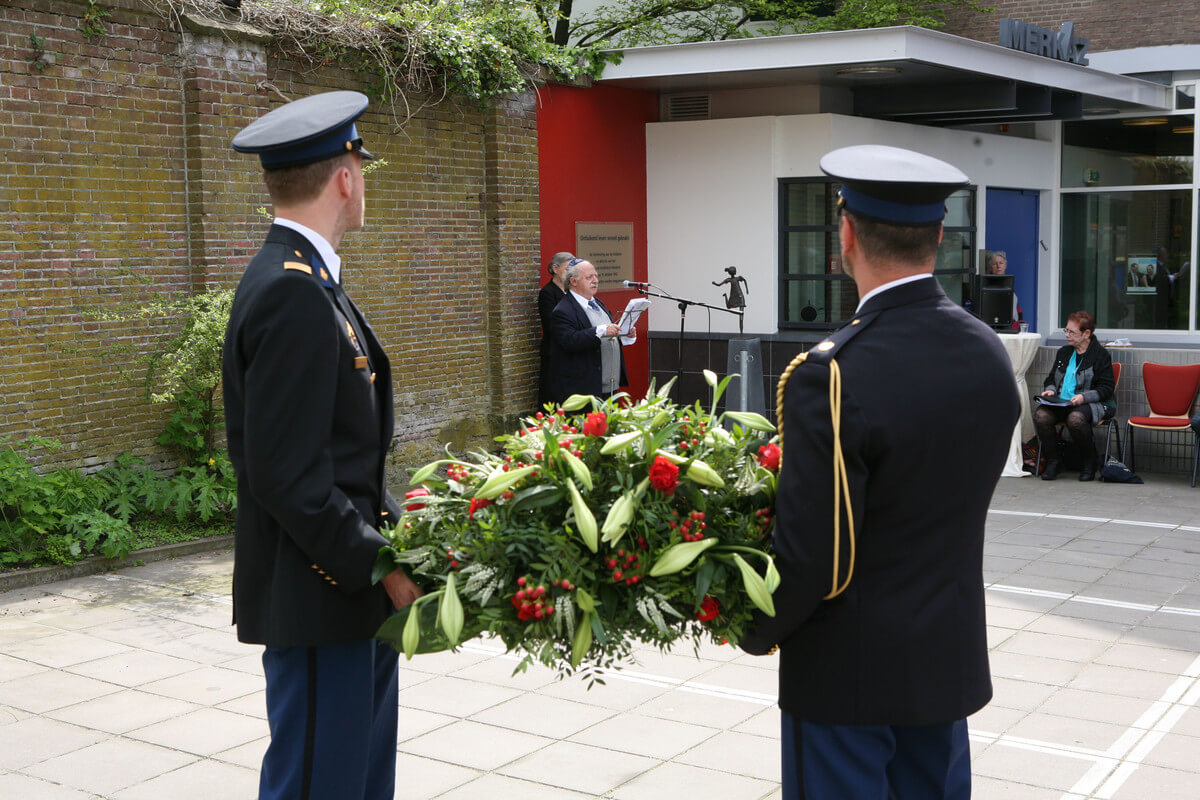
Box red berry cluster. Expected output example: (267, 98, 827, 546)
(445, 549, 464, 569)
(754, 508, 773, 534)
(510, 575, 557, 622)
(677, 416, 707, 451)
(606, 549, 644, 585)
(446, 464, 471, 483)
(670, 510, 707, 541)
(468, 497, 491, 518)
(500, 456, 539, 481)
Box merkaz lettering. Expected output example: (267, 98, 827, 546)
(998, 19, 1089, 66)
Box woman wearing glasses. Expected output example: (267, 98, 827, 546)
(1033, 310, 1116, 481)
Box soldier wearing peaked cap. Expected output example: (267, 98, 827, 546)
(741, 145, 1019, 799)
(223, 90, 422, 800)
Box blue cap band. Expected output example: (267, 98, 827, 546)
(258, 121, 362, 169)
(839, 186, 946, 225)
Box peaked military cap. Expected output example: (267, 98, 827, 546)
(232, 90, 375, 170)
(820, 145, 969, 226)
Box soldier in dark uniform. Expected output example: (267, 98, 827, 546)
(741, 145, 1019, 799)
(223, 91, 422, 800)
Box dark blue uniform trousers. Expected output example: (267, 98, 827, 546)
(260, 640, 399, 800)
(781, 711, 971, 799)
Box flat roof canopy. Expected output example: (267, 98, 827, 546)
(598, 26, 1173, 124)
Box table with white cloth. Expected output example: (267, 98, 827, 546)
(997, 331, 1044, 478)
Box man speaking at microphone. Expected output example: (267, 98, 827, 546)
(546, 258, 636, 402)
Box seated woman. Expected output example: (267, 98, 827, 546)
(1034, 310, 1116, 481)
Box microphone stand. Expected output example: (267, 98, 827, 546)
(628, 284, 745, 402)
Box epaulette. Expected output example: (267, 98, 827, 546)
(803, 309, 881, 365)
(282, 250, 334, 288)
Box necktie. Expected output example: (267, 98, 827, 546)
(588, 299, 601, 312)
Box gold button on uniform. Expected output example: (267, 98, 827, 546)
(817, 341, 835, 351)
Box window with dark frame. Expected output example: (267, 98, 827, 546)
(778, 179, 977, 329)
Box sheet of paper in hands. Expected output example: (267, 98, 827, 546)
(618, 298, 651, 336)
(1035, 395, 1071, 407)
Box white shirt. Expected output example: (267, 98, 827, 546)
(273, 217, 341, 284)
(855, 273, 933, 313)
(571, 290, 610, 337)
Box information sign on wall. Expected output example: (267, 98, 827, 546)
(575, 222, 634, 289)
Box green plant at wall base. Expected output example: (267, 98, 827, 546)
(0, 441, 236, 570)
(157, 384, 217, 466)
(100, 452, 236, 524)
(0, 438, 132, 567)
(137, 288, 232, 465)
(80, 0, 112, 39)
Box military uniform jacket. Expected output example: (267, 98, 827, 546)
(545, 293, 628, 403)
(741, 277, 1019, 725)
(223, 225, 401, 647)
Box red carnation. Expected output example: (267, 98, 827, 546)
(404, 487, 430, 511)
(582, 412, 608, 437)
(696, 596, 720, 622)
(468, 497, 492, 519)
(757, 443, 781, 472)
(648, 455, 679, 495)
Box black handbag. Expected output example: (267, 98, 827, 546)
(1099, 458, 1143, 484)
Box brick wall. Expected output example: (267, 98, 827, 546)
(0, 0, 542, 475)
(942, 0, 1200, 52)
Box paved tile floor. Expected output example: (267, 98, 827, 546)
(2, 473, 1200, 799)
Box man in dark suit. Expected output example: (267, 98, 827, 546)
(537, 251, 573, 406)
(546, 258, 633, 403)
(741, 145, 1019, 799)
(224, 91, 422, 800)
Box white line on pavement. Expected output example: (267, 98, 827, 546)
(970, 729, 1112, 761)
(1062, 653, 1200, 800)
(987, 582, 1200, 617)
(990, 508, 1188, 530)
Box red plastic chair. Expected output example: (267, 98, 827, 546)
(1035, 363, 1122, 472)
(1124, 363, 1200, 485)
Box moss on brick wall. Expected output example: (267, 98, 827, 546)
(1, 0, 541, 476)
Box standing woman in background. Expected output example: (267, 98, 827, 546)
(538, 252, 573, 406)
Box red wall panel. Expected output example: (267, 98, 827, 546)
(537, 83, 658, 400)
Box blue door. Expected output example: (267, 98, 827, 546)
(986, 189, 1040, 332)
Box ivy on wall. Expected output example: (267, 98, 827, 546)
(155, 0, 594, 110)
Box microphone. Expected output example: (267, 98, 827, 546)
(623, 280, 649, 289)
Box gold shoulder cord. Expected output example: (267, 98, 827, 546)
(776, 352, 856, 600)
